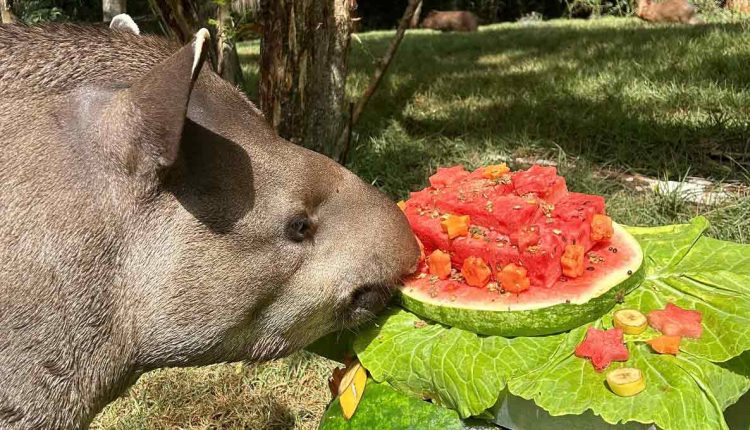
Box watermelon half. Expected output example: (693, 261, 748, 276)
(399, 164, 644, 337)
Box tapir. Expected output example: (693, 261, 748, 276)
(0, 17, 419, 429)
(421, 11, 479, 32)
(635, 0, 703, 24)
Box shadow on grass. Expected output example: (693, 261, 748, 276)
(237, 18, 750, 195)
(351, 20, 749, 183)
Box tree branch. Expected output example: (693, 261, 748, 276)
(337, 0, 421, 163)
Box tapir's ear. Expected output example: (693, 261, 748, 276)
(110, 14, 140, 35)
(127, 28, 210, 167)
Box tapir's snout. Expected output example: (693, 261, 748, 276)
(329, 176, 421, 327)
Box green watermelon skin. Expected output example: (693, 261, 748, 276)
(400, 264, 642, 337)
(400, 222, 644, 337)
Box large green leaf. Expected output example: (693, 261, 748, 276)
(489, 390, 653, 430)
(354, 308, 563, 418)
(318, 379, 495, 430)
(724, 351, 750, 430)
(508, 328, 750, 430)
(352, 218, 750, 429)
(626, 217, 750, 361)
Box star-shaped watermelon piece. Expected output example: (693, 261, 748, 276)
(575, 327, 629, 371)
(648, 303, 702, 338)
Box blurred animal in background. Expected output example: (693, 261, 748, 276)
(725, 0, 750, 13)
(421, 10, 479, 32)
(635, 0, 703, 23)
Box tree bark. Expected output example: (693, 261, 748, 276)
(1, 0, 17, 24)
(259, 0, 352, 159)
(216, 1, 244, 85)
(148, 0, 244, 86)
(147, 0, 202, 42)
(103, 0, 127, 22)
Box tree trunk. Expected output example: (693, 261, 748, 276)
(259, 0, 352, 159)
(103, 0, 127, 22)
(1, 0, 17, 24)
(216, 1, 244, 85)
(148, 0, 202, 42)
(148, 0, 244, 86)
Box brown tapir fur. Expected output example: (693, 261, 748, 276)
(421, 10, 479, 32)
(726, 0, 750, 13)
(636, 0, 703, 24)
(0, 22, 419, 429)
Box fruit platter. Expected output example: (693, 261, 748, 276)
(312, 163, 750, 430)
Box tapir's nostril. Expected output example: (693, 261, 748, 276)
(348, 282, 394, 317)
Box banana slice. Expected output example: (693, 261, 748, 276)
(338, 361, 367, 420)
(613, 309, 648, 335)
(607, 367, 646, 397)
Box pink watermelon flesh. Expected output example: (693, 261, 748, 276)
(511, 165, 568, 202)
(429, 166, 470, 188)
(518, 232, 564, 288)
(403, 204, 451, 252)
(449, 227, 519, 273)
(648, 303, 703, 338)
(403, 225, 639, 307)
(403, 164, 611, 290)
(575, 327, 629, 371)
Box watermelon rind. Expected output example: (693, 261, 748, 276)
(399, 222, 644, 337)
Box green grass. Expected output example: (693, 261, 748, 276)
(92, 352, 336, 430)
(346, 18, 750, 184)
(95, 17, 750, 429)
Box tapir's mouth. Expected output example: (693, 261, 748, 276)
(343, 282, 395, 328)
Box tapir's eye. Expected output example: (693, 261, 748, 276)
(286, 215, 314, 242)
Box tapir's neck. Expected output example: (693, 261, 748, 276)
(0, 283, 142, 430)
(0, 320, 141, 430)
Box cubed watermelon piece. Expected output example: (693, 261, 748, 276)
(451, 228, 519, 275)
(553, 192, 606, 222)
(487, 195, 543, 235)
(512, 165, 568, 203)
(429, 166, 470, 188)
(433, 190, 496, 230)
(540, 218, 595, 255)
(403, 204, 451, 254)
(431, 177, 513, 228)
(407, 188, 436, 208)
(518, 232, 565, 288)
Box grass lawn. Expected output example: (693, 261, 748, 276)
(93, 16, 750, 429)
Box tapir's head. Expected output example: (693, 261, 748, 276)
(81, 28, 419, 366)
(635, 0, 652, 17)
(421, 10, 439, 28)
